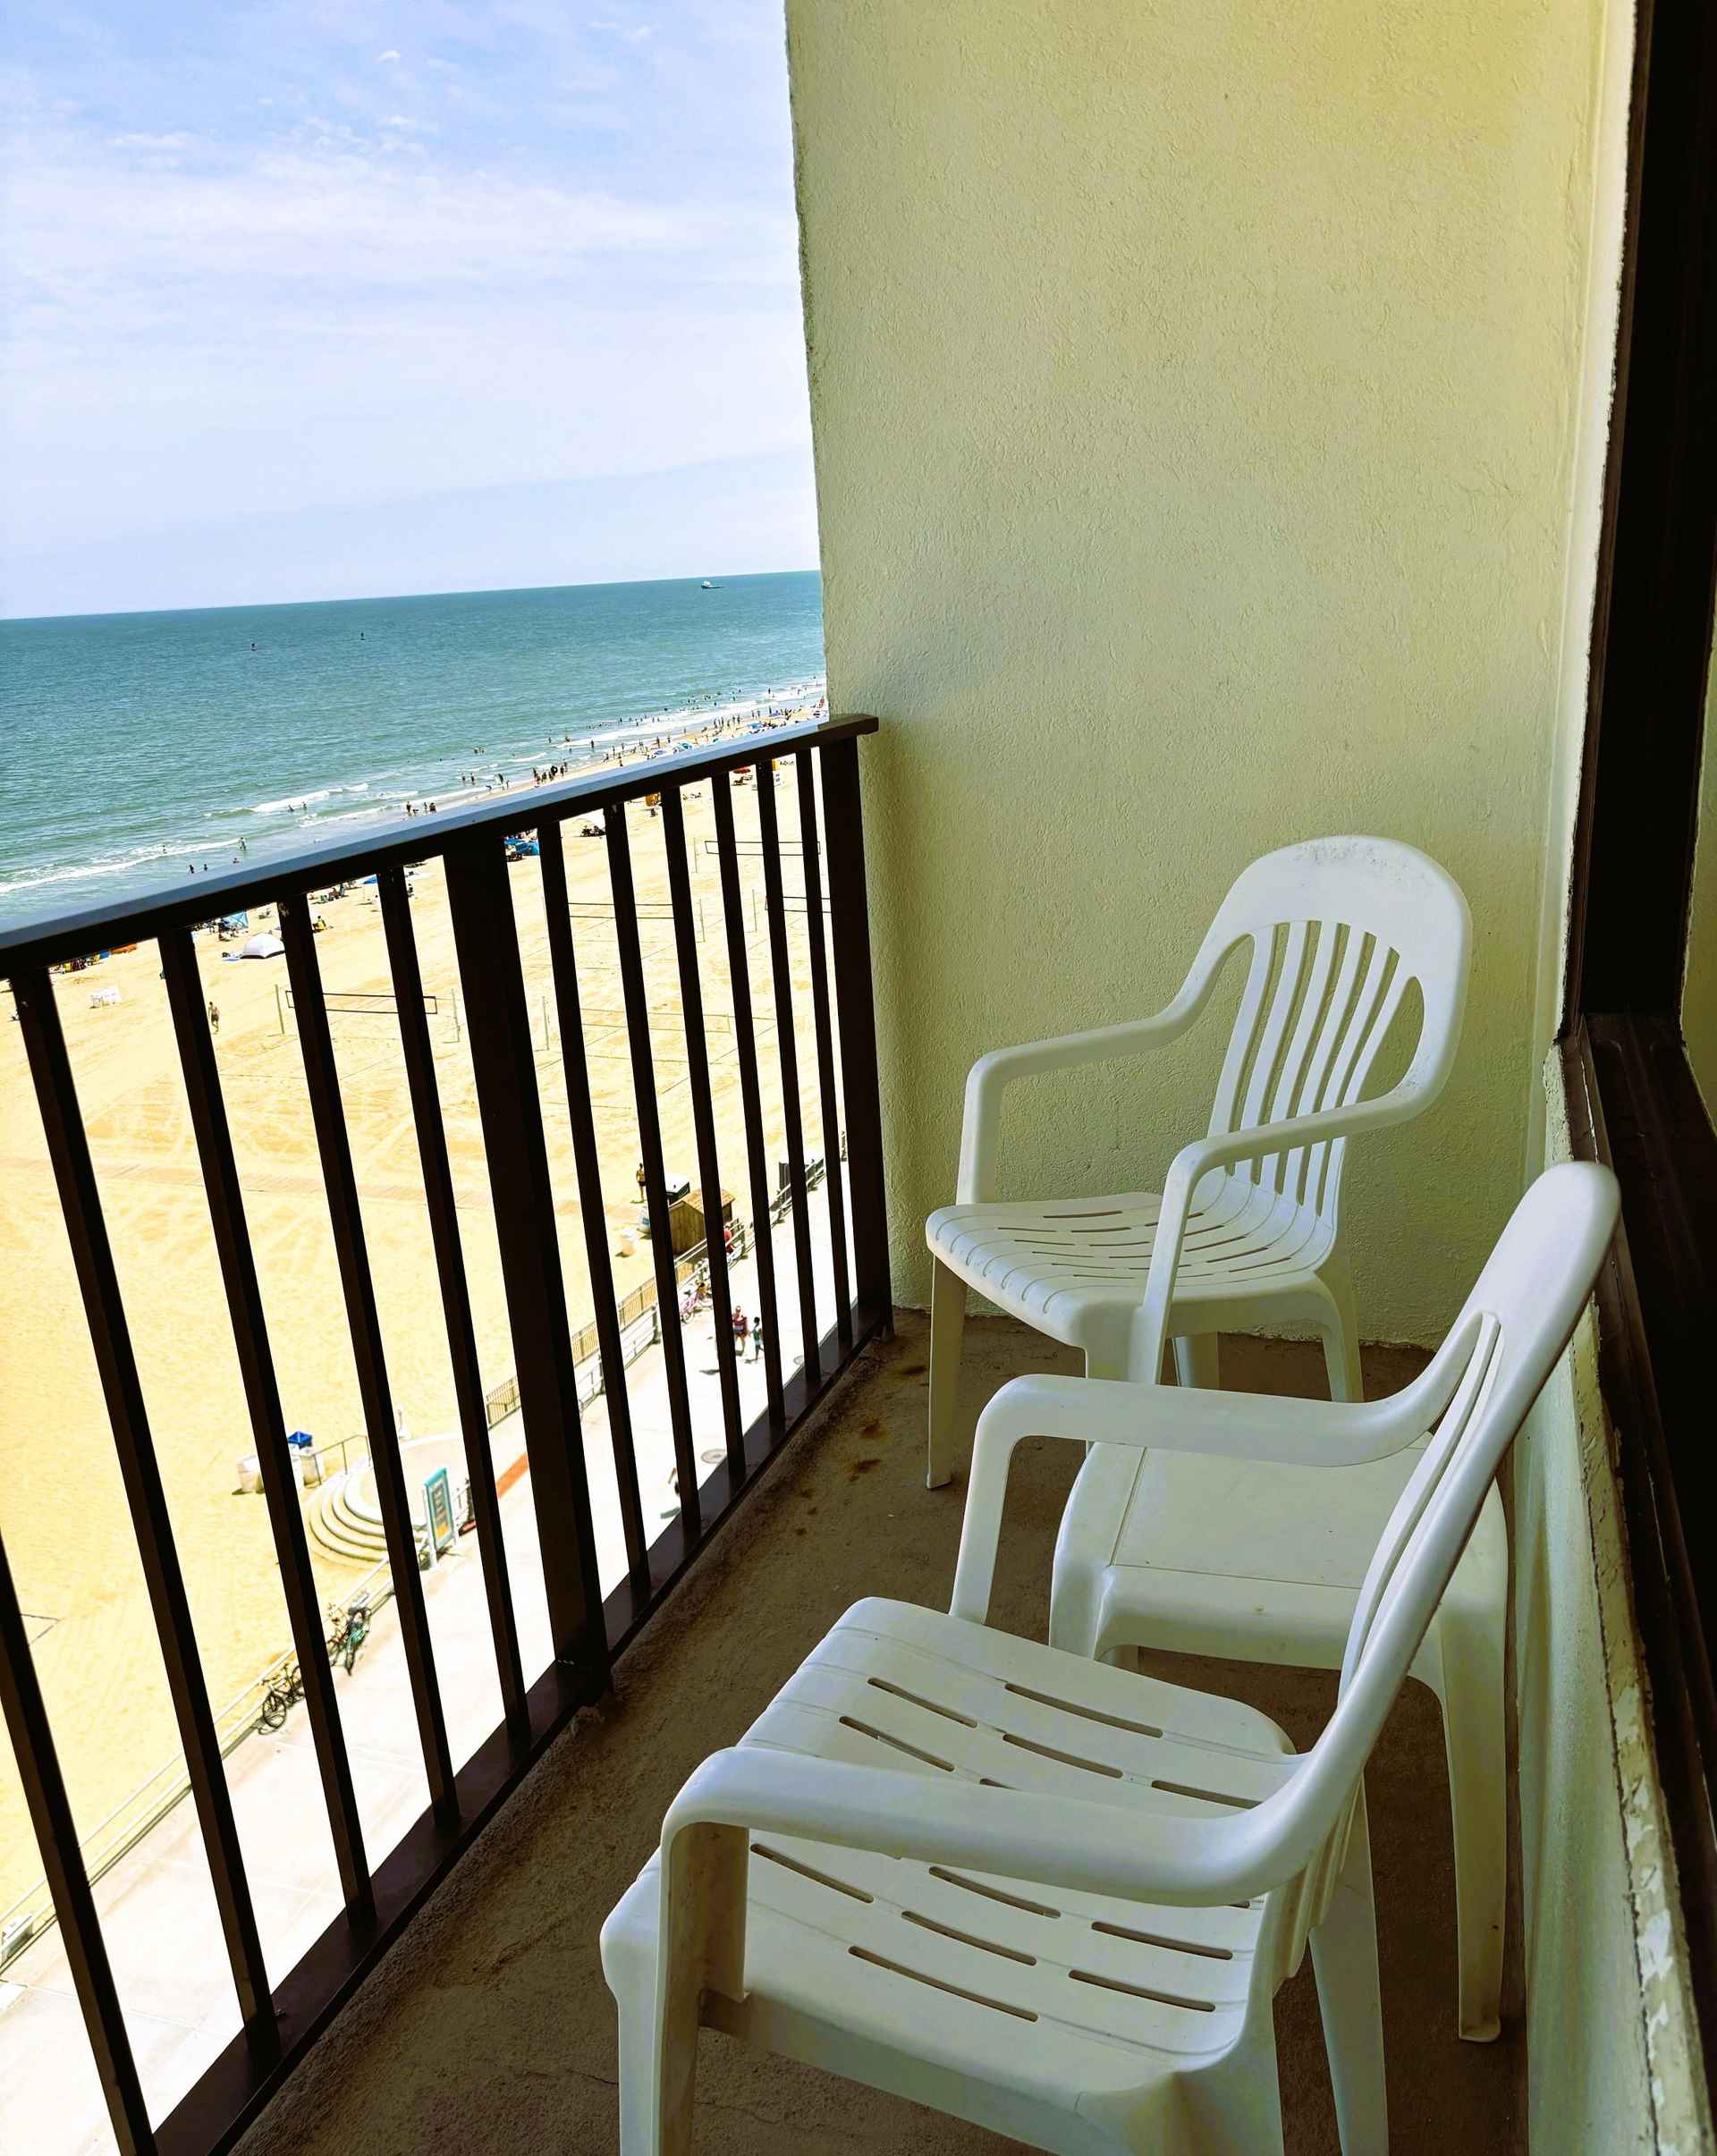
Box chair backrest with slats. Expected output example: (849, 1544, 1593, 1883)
(1197, 838, 1470, 1227)
(1244, 1164, 1617, 1970)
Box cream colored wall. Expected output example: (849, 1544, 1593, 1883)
(789, 0, 1617, 1338)
(1514, 1068, 1712, 2154)
(1529, 0, 1637, 1169)
(1681, 631, 1717, 1116)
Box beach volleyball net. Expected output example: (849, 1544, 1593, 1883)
(275, 985, 459, 1039)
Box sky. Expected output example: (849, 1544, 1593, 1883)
(0, 2, 820, 617)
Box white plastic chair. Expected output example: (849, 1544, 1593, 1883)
(603, 1164, 1617, 2155)
(926, 837, 1472, 1486)
(1049, 1399, 1509, 2038)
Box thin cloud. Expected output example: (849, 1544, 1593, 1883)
(0, 0, 812, 612)
(6, 123, 753, 298)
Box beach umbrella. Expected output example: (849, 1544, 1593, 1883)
(238, 932, 284, 959)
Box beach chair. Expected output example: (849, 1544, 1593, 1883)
(926, 837, 1472, 1489)
(602, 1166, 1615, 2155)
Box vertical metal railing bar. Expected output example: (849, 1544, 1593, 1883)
(158, 927, 374, 1921)
(598, 1305, 884, 1665)
(603, 800, 702, 1541)
(0, 1527, 155, 2153)
(277, 898, 457, 1827)
(376, 868, 529, 1749)
(660, 787, 747, 1481)
(536, 824, 652, 1599)
(711, 773, 786, 1431)
(12, 968, 277, 2054)
(442, 838, 609, 1689)
(754, 758, 822, 1382)
(794, 751, 854, 1352)
(820, 736, 893, 1323)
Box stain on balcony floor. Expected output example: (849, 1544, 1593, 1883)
(238, 1314, 1521, 2156)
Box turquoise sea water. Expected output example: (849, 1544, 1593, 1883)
(0, 571, 825, 927)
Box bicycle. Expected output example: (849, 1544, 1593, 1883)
(255, 1592, 374, 1732)
(329, 1593, 372, 1676)
(257, 1663, 306, 1733)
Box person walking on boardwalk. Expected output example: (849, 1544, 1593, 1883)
(732, 1306, 749, 1358)
(749, 1311, 765, 1364)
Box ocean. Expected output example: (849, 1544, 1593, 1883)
(0, 571, 825, 927)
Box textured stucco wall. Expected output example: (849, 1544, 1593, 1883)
(1529, 0, 1637, 1167)
(1513, 1065, 1713, 2154)
(789, 0, 1616, 1338)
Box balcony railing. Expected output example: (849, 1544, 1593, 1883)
(0, 714, 888, 2156)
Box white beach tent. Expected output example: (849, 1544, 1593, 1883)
(238, 932, 285, 960)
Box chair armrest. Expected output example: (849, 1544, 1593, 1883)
(661, 1743, 1264, 1913)
(1128, 1079, 1434, 1378)
(948, 1332, 1481, 1626)
(955, 970, 1220, 1204)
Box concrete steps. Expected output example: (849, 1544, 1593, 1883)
(307, 1472, 390, 1565)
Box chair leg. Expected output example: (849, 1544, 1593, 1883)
(606, 1922, 664, 2155)
(927, 1256, 968, 1489)
(653, 1823, 749, 2152)
(1311, 1786, 1387, 2156)
(1318, 1259, 1365, 1403)
(1171, 1332, 1220, 1389)
(1436, 1611, 1507, 2041)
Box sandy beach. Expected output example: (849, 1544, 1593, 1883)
(0, 732, 842, 1909)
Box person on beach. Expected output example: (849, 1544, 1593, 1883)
(635, 1161, 647, 1205)
(750, 1312, 765, 1363)
(207, 1000, 220, 1036)
(732, 1306, 749, 1357)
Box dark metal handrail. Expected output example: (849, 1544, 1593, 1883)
(0, 713, 876, 972)
(0, 714, 887, 2156)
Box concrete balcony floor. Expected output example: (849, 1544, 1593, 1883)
(239, 1315, 1522, 2156)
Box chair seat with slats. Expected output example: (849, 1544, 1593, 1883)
(928, 1177, 1334, 1357)
(604, 1599, 1299, 2145)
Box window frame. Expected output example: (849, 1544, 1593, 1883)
(1561, 0, 1717, 2100)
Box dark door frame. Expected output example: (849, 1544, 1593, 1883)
(1561, 0, 1717, 2101)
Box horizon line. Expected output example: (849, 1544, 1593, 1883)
(0, 560, 824, 630)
